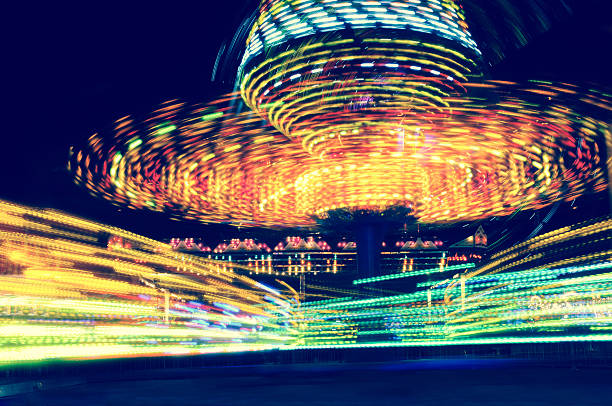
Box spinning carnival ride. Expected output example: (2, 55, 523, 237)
(6, 0, 608, 362)
(70, 0, 612, 227)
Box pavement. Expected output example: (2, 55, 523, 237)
(2, 359, 612, 405)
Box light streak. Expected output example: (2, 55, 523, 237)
(0, 200, 293, 364)
(291, 218, 612, 346)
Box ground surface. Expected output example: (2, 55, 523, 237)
(3, 359, 612, 405)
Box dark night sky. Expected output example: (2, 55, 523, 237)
(2, 1, 612, 243)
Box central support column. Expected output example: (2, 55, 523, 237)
(355, 222, 385, 279)
(315, 206, 414, 281)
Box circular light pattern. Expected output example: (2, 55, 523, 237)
(240, 36, 481, 154)
(239, 1, 484, 152)
(70, 81, 611, 228)
(240, 0, 481, 72)
(70, 0, 612, 228)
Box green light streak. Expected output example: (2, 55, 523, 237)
(202, 112, 224, 121)
(353, 263, 475, 285)
(128, 139, 143, 150)
(156, 124, 176, 135)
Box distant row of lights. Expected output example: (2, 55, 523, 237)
(172, 237, 449, 252)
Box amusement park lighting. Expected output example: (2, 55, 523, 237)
(69, 0, 611, 227)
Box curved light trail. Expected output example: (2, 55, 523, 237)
(70, 83, 610, 227)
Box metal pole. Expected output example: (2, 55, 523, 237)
(299, 273, 305, 303)
(164, 290, 170, 324)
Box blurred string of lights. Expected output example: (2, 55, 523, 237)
(353, 262, 475, 284)
(240, 0, 481, 73)
(1, 199, 612, 360)
(286, 217, 612, 347)
(0, 200, 295, 364)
